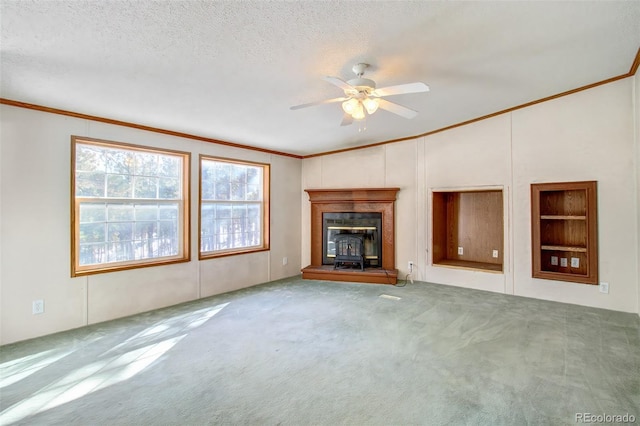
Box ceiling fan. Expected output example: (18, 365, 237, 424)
(290, 63, 429, 126)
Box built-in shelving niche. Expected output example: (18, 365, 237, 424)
(531, 181, 598, 285)
(432, 189, 504, 273)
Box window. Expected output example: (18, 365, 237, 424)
(71, 136, 190, 276)
(199, 156, 270, 258)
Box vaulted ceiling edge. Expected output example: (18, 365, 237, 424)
(2, 47, 639, 160)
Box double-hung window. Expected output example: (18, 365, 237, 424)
(72, 136, 190, 276)
(199, 156, 270, 258)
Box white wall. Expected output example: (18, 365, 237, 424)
(301, 77, 639, 314)
(424, 114, 512, 295)
(0, 105, 302, 344)
(635, 70, 640, 317)
(511, 79, 636, 312)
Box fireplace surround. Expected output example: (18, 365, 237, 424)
(302, 188, 399, 284)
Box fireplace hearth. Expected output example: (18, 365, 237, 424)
(302, 188, 399, 284)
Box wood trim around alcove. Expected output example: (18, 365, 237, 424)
(302, 188, 400, 284)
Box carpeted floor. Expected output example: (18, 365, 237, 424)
(1, 276, 639, 425)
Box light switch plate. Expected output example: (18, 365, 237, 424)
(570, 257, 579, 268)
(551, 256, 558, 266)
(560, 258, 568, 267)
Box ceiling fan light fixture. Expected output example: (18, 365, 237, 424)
(351, 102, 365, 120)
(342, 98, 360, 115)
(341, 98, 360, 115)
(362, 97, 379, 114)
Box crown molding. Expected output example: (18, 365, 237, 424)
(0, 99, 303, 160)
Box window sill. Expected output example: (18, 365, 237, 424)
(199, 247, 270, 260)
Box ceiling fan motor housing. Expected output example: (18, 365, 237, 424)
(346, 78, 376, 98)
(347, 63, 375, 96)
(347, 77, 376, 89)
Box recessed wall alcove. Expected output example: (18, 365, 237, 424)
(302, 188, 399, 284)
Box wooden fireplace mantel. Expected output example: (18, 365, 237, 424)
(302, 188, 399, 284)
(305, 188, 401, 203)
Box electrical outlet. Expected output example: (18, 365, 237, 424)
(408, 261, 414, 272)
(599, 282, 609, 294)
(560, 258, 568, 267)
(282, 257, 288, 266)
(32, 299, 44, 315)
(458, 247, 463, 255)
(571, 257, 579, 268)
(492, 250, 498, 258)
(550, 256, 558, 266)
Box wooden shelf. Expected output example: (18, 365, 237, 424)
(540, 215, 586, 220)
(531, 181, 598, 285)
(541, 245, 587, 252)
(433, 259, 503, 273)
(432, 189, 503, 273)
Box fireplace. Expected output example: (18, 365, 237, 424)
(302, 188, 399, 284)
(323, 212, 382, 267)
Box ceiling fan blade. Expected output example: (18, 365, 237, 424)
(340, 113, 353, 126)
(324, 76, 355, 91)
(290, 97, 347, 110)
(378, 98, 418, 119)
(373, 82, 429, 97)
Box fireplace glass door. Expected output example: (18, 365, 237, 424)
(322, 212, 382, 267)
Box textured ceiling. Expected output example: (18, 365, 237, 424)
(1, 1, 639, 156)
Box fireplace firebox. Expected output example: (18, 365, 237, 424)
(323, 212, 382, 267)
